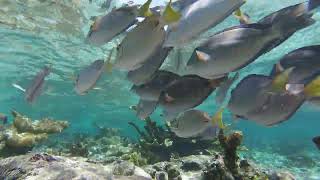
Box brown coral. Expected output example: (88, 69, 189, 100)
(12, 111, 69, 134)
(218, 130, 243, 176)
(4, 128, 48, 148)
(0, 111, 69, 157)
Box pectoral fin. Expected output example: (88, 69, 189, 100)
(164, 93, 175, 103)
(196, 50, 211, 63)
(271, 67, 294, 92)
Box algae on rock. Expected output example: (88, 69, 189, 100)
(0, 111, 69, 157)
(12, 111, 69, 134)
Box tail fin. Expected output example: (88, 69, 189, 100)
(308, 0, 320, 11)
(304, 76, 320, 98)
(263, 3, 316, 37)
(273, 14, 315, 37)
(211, 108, 225, 129)
(105, 48, 115, 73)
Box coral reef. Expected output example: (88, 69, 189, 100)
(24, 121, 296, 180)
(0, 152, 294, 180)
(128, 117, 220, 164)
(21, 117, 298, 180)
(218, 129, 243, 176)
(0, 111, 69, 157)
(39, 127, 134, 164)
(0, 153, 151, 180)
(144, 154, 292, 180)
(12, 111, 68, 134)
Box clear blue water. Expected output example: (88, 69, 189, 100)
(0, 0, 319, 178)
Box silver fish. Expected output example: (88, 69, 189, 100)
(245, 92, 305, 126)
(159, 75, 226, 120)
(86, 5, 139, 46)
(74, 60, 105, 95)
(170, 109, 212, 138)
(131, 70, 180, 101)
(115, 15, 166, 71)
(228, 75, 272, 119)
(270, 46, 320, 86)
(127, 47, 173, 86)
(186, 1, 317, 79)
(228, 74, 305, 126)
(258, 0, 319, 25)
(25, 66, 51, 103)
(135, 99, 158, 120)
(270, 45, 320, 104)
(164, 0, 245, 47)
(215, 73, 239, 105)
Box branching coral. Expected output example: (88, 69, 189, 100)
(128, 117, 219, 164)
(0, 111, 69, 157)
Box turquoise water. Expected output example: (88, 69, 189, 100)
(0, 0, 319, 178)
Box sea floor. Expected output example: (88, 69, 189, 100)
(242, 148, 320, 179)
(0, 111, 318, 179)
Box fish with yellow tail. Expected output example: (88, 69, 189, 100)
(228, 74, 305, 126)
(114, 0, 181, 71)
(159, 75, 227, 121)
(169, 109, 221, 139)
(186, 0, 319, 79)
(74, 49, 114, 95)
(86, 5, 139, 46)
(269, 45, 320, 105)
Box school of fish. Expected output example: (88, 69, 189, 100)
(10, 0, 320, 145)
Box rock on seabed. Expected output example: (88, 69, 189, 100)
(0, 153, 151, 180)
